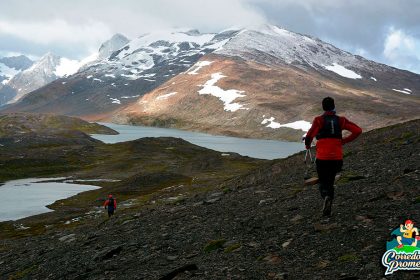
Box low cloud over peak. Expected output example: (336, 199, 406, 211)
(0, 0, 419, 73)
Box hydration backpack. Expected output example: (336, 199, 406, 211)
(108, 198, 115, 209)
(316, 115, 342, 139)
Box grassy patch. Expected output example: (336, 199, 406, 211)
(338, 253, 360, 263)
(224, 243, 241, 253)
(337, 172, 366, 184)
(289, 185, 305, 196)
(8, 265, 37, 280)
(343, 150, 353, 158)
(204, 239, 226, 252)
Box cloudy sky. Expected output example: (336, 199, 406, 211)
(1, 0, 420, 73)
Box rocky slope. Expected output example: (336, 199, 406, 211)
(2, 25, 419, 141)
(0, 118, 418, 279)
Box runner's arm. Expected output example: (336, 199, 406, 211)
(341, 118, 362, 144)
(304, 117, 320, 149)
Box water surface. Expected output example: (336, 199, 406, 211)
(91, 123, 304, 160)
(0, 178, 100, 222)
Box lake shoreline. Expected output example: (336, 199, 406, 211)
(91, 122, 304, 160)
(0, 178, 101, 222)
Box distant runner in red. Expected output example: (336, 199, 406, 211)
(104, 194, 117, 217)
(305, 97, 362, 216)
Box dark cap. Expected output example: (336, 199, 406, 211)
(322, 97, 335, 111)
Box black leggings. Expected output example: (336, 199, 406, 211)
(316, 159, 343, 199)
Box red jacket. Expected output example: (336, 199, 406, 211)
(305, 112, 362, 160)
(104, 197, 117, 209)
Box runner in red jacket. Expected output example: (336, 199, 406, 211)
(305, 97, 362, 216)
(104, 194, 117, 218)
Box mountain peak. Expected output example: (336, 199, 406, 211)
(0, 55, 33, 71)
(98, 33, 130, 59)
(28, 52, 61, 71)
(111, 33, 129, 40)
(183, 29, 201, 36)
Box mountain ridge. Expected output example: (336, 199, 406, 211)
(1, 25, 419, 141)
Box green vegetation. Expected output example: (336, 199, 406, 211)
(343, 150, 353, 158)
(0, 113, 117, 137)
(204, 239, 227, 252)
(8, 265, 37, 280)
(337, 172, 366, 185)
(224, 243, 242, 253)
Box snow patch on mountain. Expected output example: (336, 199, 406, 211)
(110, 97, 121, 104)
(198, 73, 247, 112)
(262, 117, 311, 131)
(215, 24, 374, 76)
(119, 74, 136, 80)
(392, 88, 412, 95)
(370, 77, 377, 81)
(157, 92, 177, 100)
(261, 117, 281, 129)
(121, 95, 141, 99)
(0, 63, 20, 84)
(324, 63, 362, 79)
(116, 30, 215, 59)
(203, 38, 231, 51)
(54, 58, 81, 77)
(187, 61, 213, 75)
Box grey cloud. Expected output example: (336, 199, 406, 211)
(1, 0, 419, 73)
(0, 34, 91, 59)
(245, 0, 420, 72)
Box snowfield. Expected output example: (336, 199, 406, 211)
(198, 73, 247, 112)
(110, 97, 121, 104)
(54, 58, 81, 77)
(392, 88, 412, 95)
(262, 117, 311, 132)
(187, 61, 213, 75)
(0, 62, 20, 84)
(157, 92, 177, 100)
(324, 63, 362, 79)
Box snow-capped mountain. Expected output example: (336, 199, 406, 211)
(80, 28, 230, 82)
(0, 33, 130, 105)
(0, 55, 33, 84)
(2, 25, 419, 140)
(0, 53, 65, 104)
(1, 29, 235, 115)
(98, 33, 130, 60)
(0, 55, 33, 72)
